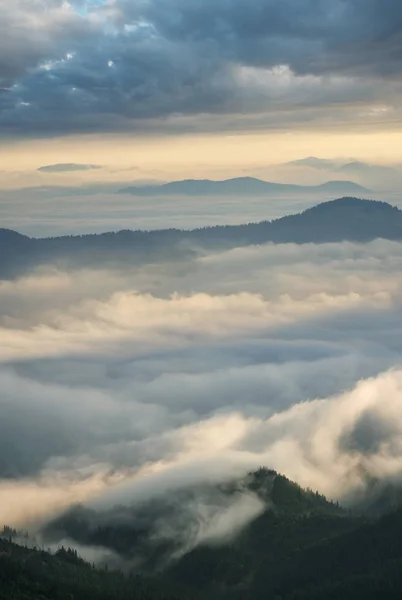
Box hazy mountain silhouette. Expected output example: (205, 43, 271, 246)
(337, 161, 401, 180)
(118, 177, 368, 196)
(283, 157, 343, 170)
(283, 157, 402, 188)
(1, 197, 401, 279)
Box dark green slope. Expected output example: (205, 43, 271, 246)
(162, 471, 360, 598)
(164, 474, 402, 600)
(253, 508, 402, 600)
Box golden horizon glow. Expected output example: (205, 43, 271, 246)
(1, 130, 402, 187)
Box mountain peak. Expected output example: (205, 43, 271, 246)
(0, 228, 30, 244)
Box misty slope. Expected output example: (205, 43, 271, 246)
(1, 197, 402, 279)
(5, 469, 402, 599)
(40, 469, 402, 600)
(43, 469, 344, 561)
(118, 177, 368, 196)
(41, 470, 356, 598)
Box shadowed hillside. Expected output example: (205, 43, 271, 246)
(0, 533, 194, 600)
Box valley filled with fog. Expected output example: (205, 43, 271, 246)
(2, 156, 402, 237)
(0, 187, 322, 236)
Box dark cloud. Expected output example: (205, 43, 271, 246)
(1, 0, 402, 136)
(0, 1, 93, 86)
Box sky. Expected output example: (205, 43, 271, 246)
(1, 0, 402, 184)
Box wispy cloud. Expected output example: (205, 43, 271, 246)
(38, 163, 101, 173)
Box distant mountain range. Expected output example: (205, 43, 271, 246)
(118, 176, 368, 196)
(336, 160, 401, 179)
(284, 156, 342, 170)
(283, 156, 402, 185)
(1, 197, 401, 279)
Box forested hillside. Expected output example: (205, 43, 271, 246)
(1, 468, 395, 600)
(3, 472, 402, 599)
(0, 534, 194, 600)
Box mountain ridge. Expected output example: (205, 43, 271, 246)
(0, 196, 395, 241)
(1, 197, 401, 279)
(118, 177, 368, 197)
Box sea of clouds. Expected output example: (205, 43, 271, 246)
(2, 237, 402, 553)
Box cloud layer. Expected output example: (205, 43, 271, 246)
(2, 237, 402, 535)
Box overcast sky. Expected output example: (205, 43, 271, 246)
(1, 0, 402, 182)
